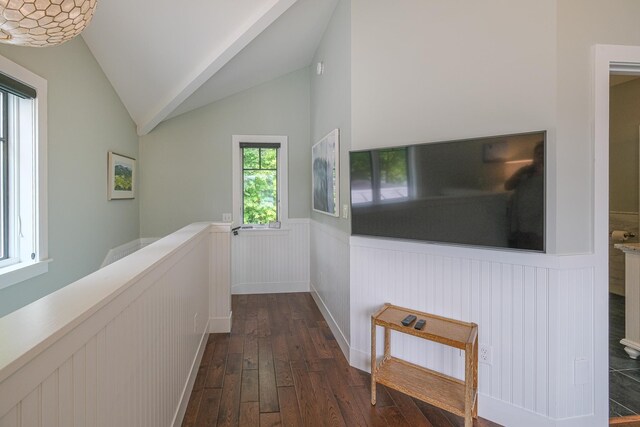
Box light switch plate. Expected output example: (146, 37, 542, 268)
(222, 213, 232, 222)
(342, 204, 349, 219)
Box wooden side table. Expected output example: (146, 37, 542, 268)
(371, 303, 478, 427)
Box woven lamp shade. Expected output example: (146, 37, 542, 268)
(0, 0, 97, 47)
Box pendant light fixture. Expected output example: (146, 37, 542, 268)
(0, 0, 97, 47)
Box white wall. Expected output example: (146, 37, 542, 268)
(350, 1, 556, 142)
(350, 0, 640, 254)
(351, 0, 557, 250)
(0, 38, 140, 317)
(139, 68, 311, 237)
(310, 0, 351, 234)
(309, 0, 352, 349)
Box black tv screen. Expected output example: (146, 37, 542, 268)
(350, 131, 545, 252)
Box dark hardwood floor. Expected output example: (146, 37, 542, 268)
(182, 293, 501, 427)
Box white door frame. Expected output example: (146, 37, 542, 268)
(594, 44, 640, 424)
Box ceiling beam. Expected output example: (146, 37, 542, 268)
(137, 0, 298, 136)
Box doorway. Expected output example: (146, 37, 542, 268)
(594, 45, 640, 426)
(608, 74, 640, 418)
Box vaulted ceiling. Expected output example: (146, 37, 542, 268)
(81, 0, 338, 135)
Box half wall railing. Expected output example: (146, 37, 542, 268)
(0, 222, 231, 427)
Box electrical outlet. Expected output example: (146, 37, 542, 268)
(479, 344, 492, 365)
(193, 313, 198, 333)
(222, 213, 232, 222)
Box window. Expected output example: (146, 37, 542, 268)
(0, 55, 48, 290)
(232, 135, 288, 226)
(241, 144, 278, 224)
(350, 148, 409, 205)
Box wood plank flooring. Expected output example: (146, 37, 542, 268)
(182, 293, 502, 427)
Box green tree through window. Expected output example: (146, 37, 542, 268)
(243, 147, 278, 224)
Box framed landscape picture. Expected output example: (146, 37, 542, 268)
(108, 152, 135, 200)
(312, 129, 339, 216)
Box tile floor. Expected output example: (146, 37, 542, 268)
(610, 293, 640, 418)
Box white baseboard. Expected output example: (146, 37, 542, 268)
(172, 321, 208, 427)
(555, 415, 600, 427)
(209, 313, 232, 333)
(349, 347, 370, 373)
(480, 394, 554, 427)
(232, 281, 309, 294)
(310, 283, 350, 359)
(482, 396, 598, 426)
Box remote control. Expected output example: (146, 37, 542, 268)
(401, 314, 417, 326)
(414, 319, 426, 330)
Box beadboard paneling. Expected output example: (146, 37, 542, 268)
(231, 219, 309, 294)
(310, 219, 350, 351)
(210, 225, 232, 332)
(349, 236, 595, 425)
(0, 223, 230, 427)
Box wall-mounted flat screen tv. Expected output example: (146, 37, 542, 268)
(350, 131, 546, 252)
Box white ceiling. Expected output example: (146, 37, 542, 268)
(82, 0, 338, 135)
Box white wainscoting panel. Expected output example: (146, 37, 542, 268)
(310, 220, 350, 355)
(349, 236, 596, 426)
(210, 224, 232, 332)
(0, 223, 228, 427)
(231, 219, 309, 294)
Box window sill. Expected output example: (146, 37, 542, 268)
(0, 259, 51, 291)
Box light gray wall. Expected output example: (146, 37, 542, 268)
(351, 1, 556, 149)
(0, 38, 139, 316)
(308, 0, 351, 344)
(610, 78, 640, 213)
(556, 0, 640, 253)
(351, 0, 557, 248)
(139, 68, 310, 237)
(310, 0, 350, 233)
(349, 0, 640, 254)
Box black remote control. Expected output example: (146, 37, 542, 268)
(401, 315, 417, 326)
(414, 319, 426, 330)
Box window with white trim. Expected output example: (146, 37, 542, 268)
(232, 135, 288, 227)
(0, 55, 48, 290)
